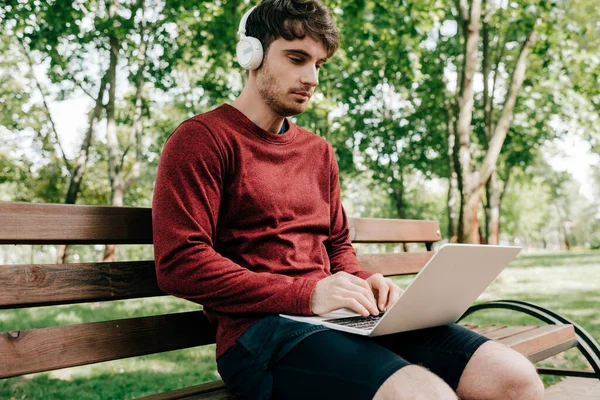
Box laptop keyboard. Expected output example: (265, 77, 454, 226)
(323, 312, 385, 330)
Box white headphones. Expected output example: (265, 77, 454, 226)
(236, 6, 264, 70)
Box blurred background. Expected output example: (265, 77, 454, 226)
(1, 0, 599, 398)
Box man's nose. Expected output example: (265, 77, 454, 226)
(300, 65, 319, 87)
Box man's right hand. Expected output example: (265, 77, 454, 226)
(309, 271, 380, 317)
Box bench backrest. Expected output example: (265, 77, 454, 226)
(0, 201, 441, 379)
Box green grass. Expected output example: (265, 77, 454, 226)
(2, 250, 600, 398)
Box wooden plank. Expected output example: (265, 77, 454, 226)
(349, 217, 442, 243)
(135, 380, 235, 400)
(469, 325, 508, 335)
(466, 325, 578, 363)
(497, 325, 576, 358)
(483, 325, 539, 340)
(0, 254, 433, 308)
(0, 261, 162, 309)
(0, 202, 442, 245)
(0, 311, 215, 378)
(528, 338, 578, 364)
(0, 202, 152, 244)
(357, 252, 433, 276)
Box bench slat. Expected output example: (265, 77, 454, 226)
(349, 217, 442, 243)
(357, 252, 433, 276)
(0, 311, 214, 378)
(483, 325, 539, 340)
(466, 325, 577, 362)
(0, 202, 153, 245)
(0, 261, 161, 309)
(470, 325, 508, 335)
(0, 202, 441, 245)
(527, 338, 579, 364)
(496, 325, 576, 357)
(135, 380, 232, 400)
(0, 253, 431, 309)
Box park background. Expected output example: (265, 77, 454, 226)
(1, 0, 599, 398)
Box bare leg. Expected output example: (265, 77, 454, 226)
(456, 341, 544, 400)
(373, 365, 458, 400)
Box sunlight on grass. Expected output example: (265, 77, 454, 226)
(55, 311, 84, 325)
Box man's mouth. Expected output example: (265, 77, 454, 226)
(293, 91, 311, 100)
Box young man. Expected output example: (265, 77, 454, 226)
(152, 1, 544, 399)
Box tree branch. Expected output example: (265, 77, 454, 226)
(455, 0, 469, 22)
(478, 19, 541, 188)
(18, 40, 72, 171)
(122, 0, 150, 190)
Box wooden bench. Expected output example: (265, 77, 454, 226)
(1, 201, 599, 399)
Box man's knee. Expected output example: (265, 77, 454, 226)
(373, 365, 457, 400)
(503, 354, 544, 400)
(457, 341, 544, 400)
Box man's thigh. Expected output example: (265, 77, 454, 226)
(271, 330, 410, 400)
(370, 323, 490, 392)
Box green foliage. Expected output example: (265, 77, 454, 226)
(0, 0, 598, 248)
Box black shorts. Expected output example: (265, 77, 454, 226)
(217, 316, 490, 400)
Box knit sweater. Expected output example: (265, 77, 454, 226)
(152, 104, 374, 360)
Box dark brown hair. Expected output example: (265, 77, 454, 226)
(246, 0, 340, 60)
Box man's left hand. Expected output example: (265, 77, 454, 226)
(365, 273, 404, 313)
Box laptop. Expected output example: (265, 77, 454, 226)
(279, 243, 521, 336)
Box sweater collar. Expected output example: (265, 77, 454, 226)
(220, 103, 297, 145)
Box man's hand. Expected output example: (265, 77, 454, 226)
(365, 273, 404, 313)
(310, 271, 380, 317)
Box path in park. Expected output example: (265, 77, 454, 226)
(545, 377, 600, 399)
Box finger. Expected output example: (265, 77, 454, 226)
(344, 277, 379, 311)
(345, 297, 370, 317)
(385, 281, 402, 310)
(346, 289, 379, 316)
(383, 280, 395, 310)
(372, 277, 389, 311)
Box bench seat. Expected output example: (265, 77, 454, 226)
(137, 324, 578, 400)
(2, 202, 597, 398)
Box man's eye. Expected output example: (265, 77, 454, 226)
(290, 58, 302, 64)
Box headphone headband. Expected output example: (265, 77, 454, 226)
(238, 5, 257, 38)
(236, 5, 263, 70)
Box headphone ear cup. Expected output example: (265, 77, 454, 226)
(236, 36, 264, 70)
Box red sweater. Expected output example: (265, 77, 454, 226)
(152, 104, 374, 360)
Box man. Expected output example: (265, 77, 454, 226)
(152, 0, 544, 399)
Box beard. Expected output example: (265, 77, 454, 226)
(256, 61, 309, 117)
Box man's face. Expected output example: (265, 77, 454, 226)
(255, 35, 328, 117)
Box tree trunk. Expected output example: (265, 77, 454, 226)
(103, 187, 124, 262)
(485, 171, 501, 245)
(455, 0, 482, 243)
(562, 223, 571, 251)
(447, 173, 459, 242)
(103, 19, 120, 262)
(56, 244, 70, 265)
(103, 0, 148, 262)
(477, 21, 540, 186)
(391, 171, 409, 252)
(457, 15, 540, 242)
(443, 73, 459, 243)
(57, 76, 108, 263)
(460, 187, 482, 244)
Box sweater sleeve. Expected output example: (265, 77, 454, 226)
(152, 120, 320, 316)
(325, 145, 375, 281)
